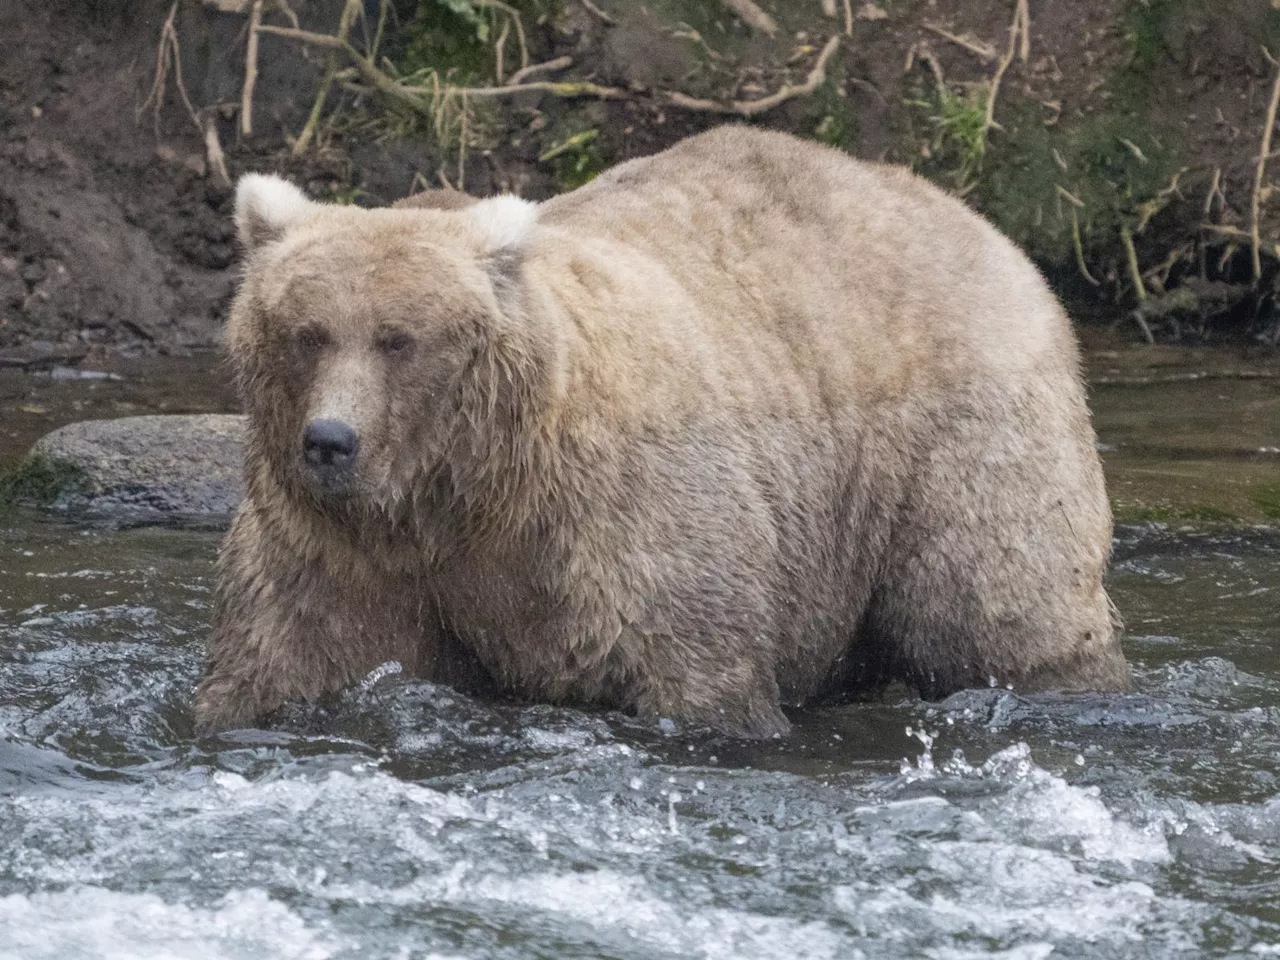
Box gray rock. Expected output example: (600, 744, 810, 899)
(27, 414, 246, 525)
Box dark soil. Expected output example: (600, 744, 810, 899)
(1, 0, 1279, 361)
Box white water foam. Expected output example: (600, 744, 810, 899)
(0, 886, 342, 960)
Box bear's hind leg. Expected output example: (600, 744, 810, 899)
(868, 388, 1130, 698)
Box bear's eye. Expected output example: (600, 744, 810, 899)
(377, 330, 414, 356)
(294, 326, 330, 353)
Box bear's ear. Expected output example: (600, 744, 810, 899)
(463, 194, 538, 256)
(235, 173, 317, 253)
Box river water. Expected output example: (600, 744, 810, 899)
(0, 346, 1278, 959)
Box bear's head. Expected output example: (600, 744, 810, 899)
(227, 174, 549, 520)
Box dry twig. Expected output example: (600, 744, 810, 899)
(1251, 46, 1280, 284)
(843, 0, 854, 36)
(1203, 167, 1223, 219)
(202, 111, 232, 189)
(508, 56, 573, 86)
(579, 0, 616, 25)
(984, 0, 1028, 136)
(1121, 224, 1147, 303)
(922, 23, 996, 63)
(1069, 207, 1099, 286)
(666, 35, 841, 117)
(240, 0, 264, 136)
(293, 0, 361, 155)
(494, 16, 511, 83)
(717, 0, 778, 36)
(138, 0, 201, 137)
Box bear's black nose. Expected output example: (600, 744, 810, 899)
(303, 419, 359, 469)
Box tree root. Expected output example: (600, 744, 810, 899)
(1251, 47, 1280, 285)
(922, 23, 995, 63)
(579, 0, 616, 26)
(1130, 280, 1250, 343)
(984, 0, 1028, 136)
(666, 36, 841, 117)
(240, 0, 264, 136)
(138, 0, 201, 138)
(292, 0, 361, 155)
(202, 111, 232, 188)
(717, 0, 778, 36)
(259, 23, 841, 121)
(1120, 224, 1146, 304)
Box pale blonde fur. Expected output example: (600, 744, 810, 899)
(196, 127, 1128, 737)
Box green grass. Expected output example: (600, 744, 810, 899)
(540, 128, 605, 190)
(909, 85, 989, 194)
(398, 0, 560, 82)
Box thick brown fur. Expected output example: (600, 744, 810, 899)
(195, 126, 1130, 737)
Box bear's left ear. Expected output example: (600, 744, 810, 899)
(463, 194, 538, 256)
(235, 173, 317, 253)
(462, 194, 538, 304)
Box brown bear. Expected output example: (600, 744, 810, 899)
(194, 126, 1130, 738)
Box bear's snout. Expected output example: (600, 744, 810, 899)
(303, 419, 360, 473)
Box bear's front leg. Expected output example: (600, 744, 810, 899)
(616, 627, 792, 739)
(193, 500, 436, 733)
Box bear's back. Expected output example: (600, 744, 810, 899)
(535, 126, 1076, 409)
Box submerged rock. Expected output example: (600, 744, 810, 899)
(18, 414, 246, 525)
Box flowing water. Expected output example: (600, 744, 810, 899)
(0, 346, 1278, 959)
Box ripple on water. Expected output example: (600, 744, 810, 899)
(0, 519, 1279, 957)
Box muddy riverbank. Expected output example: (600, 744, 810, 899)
(3, 1, 1280, 363)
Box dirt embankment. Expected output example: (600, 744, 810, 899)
(1, 0, 1279, 362)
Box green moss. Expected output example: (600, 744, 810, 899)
(809, 82, 857, 153)
(1120, 0, 1187, 72)
(1251, 485, 1280, 522)
(0, 456, 83, 510)
(976, 104, 1182, 266)
(330, 184, 373, 206)
(1111, 499, 1240, 526)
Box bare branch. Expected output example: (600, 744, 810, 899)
(1251, 47, 1280, 284)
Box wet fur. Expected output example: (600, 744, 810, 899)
(195, 127, 1130, 737)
